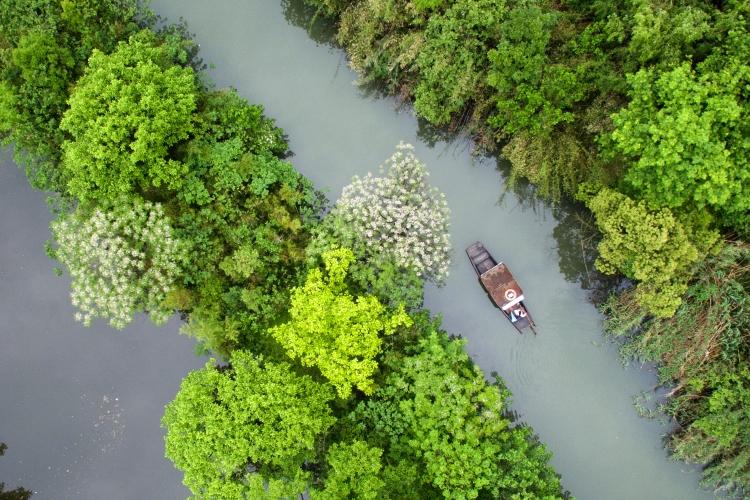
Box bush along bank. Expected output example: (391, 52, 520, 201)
(297, 0, 749, 494)
(0, 2, 567, 498)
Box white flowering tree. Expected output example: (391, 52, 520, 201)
(51, 200, 183, 329)
(335, 143, 451, 284)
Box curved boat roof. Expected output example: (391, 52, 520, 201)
(479, 262, 525, 311)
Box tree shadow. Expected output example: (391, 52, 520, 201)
(551, 200, 622, 303)
(280, 0, 339, 47)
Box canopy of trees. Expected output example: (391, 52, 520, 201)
(163, 351, 335, 498)
(310, 440, 385, 500)
(301, 0, 749, 492)
(348, 330, 564, 499)
(271, 248, 412, 398)
(0, 0, 141, 192)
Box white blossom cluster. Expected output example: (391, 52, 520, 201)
(336, 142, 452, 283)
(52, 201, 182, 329)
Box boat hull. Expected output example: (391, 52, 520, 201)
(466, 242, 536, 334)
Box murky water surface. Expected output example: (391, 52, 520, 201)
(0, 2, 714, 498)
(0, 155, 201, 498)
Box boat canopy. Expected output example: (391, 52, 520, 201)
(479, 262, 525, 311)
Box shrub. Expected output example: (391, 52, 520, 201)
(579, 186, 717, 317)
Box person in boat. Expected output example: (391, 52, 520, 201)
(509, 307, 526, 323)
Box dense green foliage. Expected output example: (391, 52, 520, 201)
(271, 248, 412, 398)
(348, 330, 564, 499)
(0, 0, 141, 192)
(301, 0, 750, 492)
(60, 30, 198, 202)
(163, 351, 335, 497)
(310, 440, 385, 499)
(303, 0, 749, 219)
(1, 1, 567, 498)
(170, 88, 316, 356)
(303, 0, 747, 323)
(578, 186, 717, 317)
(609, 57, 750, 227)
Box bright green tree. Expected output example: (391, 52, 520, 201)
(610, 60, 750, 220)
(579, 186, 717, 317)
(270, 248, 412, 398)
(162, 350, 335, 498)
(312, 441, 385, 500)
(60, 30, 198, 202)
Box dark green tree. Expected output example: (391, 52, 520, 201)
(487, 5, 583, 137)
(169, 89, 319, 357)
(349, 331, 565, 499)
(0, 443, 32, 500)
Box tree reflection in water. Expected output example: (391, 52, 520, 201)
(0, 443, 32, 500)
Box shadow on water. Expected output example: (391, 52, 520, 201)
(280, 0, 339, 47)
(0, 444, 33, 500)
(415, 115, 471, 150)
(550, 201, 624, 303)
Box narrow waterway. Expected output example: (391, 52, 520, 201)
(147, 1, 713, 499)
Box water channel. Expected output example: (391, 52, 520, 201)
(0, 1, 715, 499)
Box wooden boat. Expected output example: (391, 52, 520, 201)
(466, 242, 537, 334)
